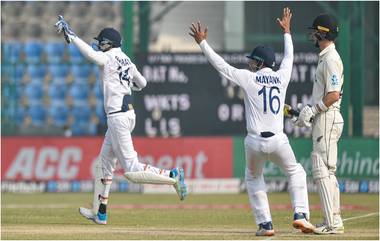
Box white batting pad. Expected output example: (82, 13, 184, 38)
(317, 177, 334, 227)
(124, 171, 176, 185)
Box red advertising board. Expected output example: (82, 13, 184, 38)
(1, 137, 233, 181)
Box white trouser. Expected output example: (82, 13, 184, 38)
(312, 110, 343, 226)
(244, 132, 309, 225)
(101, 111, 146, 177)
(92, 110, 170, 212)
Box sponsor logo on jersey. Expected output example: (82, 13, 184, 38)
(331, 74, 339, 86)
(255, 75, 281, 85)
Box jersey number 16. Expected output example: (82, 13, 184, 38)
(258, 86, 280, 114)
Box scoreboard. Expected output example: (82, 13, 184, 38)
(134, 52, 317, 137)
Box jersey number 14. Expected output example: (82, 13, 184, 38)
(118, 66, 131, 86)
(258, 86, 280, 114)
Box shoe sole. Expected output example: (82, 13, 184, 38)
(293, 220, 315, 233)
(313, 229, 343, 235)
(93, 219, 107, 225)
(78, 208, 107, 225)
(255, 230, 275, 236)
(79, 208, 94, 220)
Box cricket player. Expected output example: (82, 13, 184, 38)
(295, 13, 344, 234)
(189, 8, 315, 236)
(55, 16, 187, 225)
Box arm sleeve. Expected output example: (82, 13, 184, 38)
(199, 40, 248, 87)
(72, 37, 108, 66)
(130, 64, 147, 89)
(324, 58, 343, 92)
(277, 33, 294, 86)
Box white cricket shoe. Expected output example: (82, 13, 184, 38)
(292, 212, 315, 233)
(315, 215, 344, 234)
(313, 225, 342, 235)
(255, 221, 275, 236)
(171, 167, 188, 201)
(79, 207, 107, 225)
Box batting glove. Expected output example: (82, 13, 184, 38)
(292, 117, 311, 128)
(55, 15, 76, 43)
(297, 104, 317, 127)
(290, 103, 309, 128)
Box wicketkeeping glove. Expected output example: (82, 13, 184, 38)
(54, 15, 76, 43)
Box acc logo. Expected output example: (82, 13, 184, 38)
(331, 75, 339, 86)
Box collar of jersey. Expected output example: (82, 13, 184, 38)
(257, 67, 272, 73)
(319, 43, 335, 57)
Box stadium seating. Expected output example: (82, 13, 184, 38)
(95, 100, 106, 125)
(2, 42, 23, 64)
(26, 64, 46, 83)
(92, 82, 103, 100)
(24, 82, 44, 104)
(71, 120, 89, 135)
(28, 104, 47, 126)
(71, 64, 91, 83)
(48, 83, 68, 102)
(2, 64, 25, 84)
(49, 64, 69, 83)
(48, 104, 69, 127)
(1, 1, 123, 135)
(15, 105, 26, 124)
(24, 42, 43, 63)
(72, 104, 91, 122)
(69, 83, 89, 103)
(93, 65, 101, 81)
(44, 42, 66, 64)
(67, 44, 85, 64)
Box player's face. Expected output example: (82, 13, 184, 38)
(91, 39, 113, 52)
(308, 30, 326, 48)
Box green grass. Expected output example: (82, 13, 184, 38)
(1, 192, 379, 240)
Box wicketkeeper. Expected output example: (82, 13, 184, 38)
(54, 16, 187, 225)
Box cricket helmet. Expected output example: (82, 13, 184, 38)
(246, 45, 276, 70)
(94, 27, 121, 51)
(309, 14, 339, 41)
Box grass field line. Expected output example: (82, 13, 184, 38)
(342, 212, 379, 222)
(2, 203, 372, 211)
(3, 225, 379, 239)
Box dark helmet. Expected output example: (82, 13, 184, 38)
(94, 27, 121, 51)
(309, 14, 339, 41)
(246, 45, 275, 69)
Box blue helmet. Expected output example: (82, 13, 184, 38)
(94, 27, 121, 51)
(246, 45, 275, 69)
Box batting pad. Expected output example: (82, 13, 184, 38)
(317, 178, 334, 227)
(124, 171, 176, 185)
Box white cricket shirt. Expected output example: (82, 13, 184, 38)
(199, 33, 294, 136)
(72, 37, 147, 115)
(312, 43, 344, 110)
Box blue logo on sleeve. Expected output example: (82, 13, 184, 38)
(331, 75, 339, 86)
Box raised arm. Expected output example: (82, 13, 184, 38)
(189, 22, 245, 86)
(276, 8, 294, 81)
(55, 15, 107, 66)
(72, 37, 108, 66)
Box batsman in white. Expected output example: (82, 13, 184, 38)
(294, 13, 344, 235)
(54, 16, 187, 225)
(189, 8, 315, 236)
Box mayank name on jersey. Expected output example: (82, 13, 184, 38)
(255, 75, 281, 85)
(115, 56, 132, 66)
